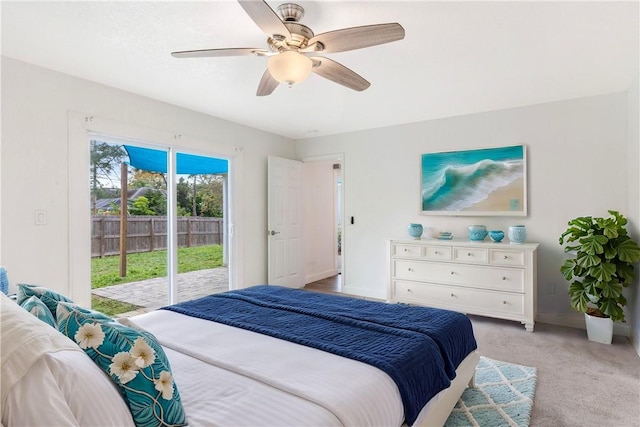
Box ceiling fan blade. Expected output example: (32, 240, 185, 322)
(308, 23, 405, 53)
(256, 69, 279, 96)
(171, 48, 269, 58)
(238, 0, 291, 40)
(310, 57, 370, 92)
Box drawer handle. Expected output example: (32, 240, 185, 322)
(450, 293, 455, 298)
(434, 251, 438, 254)
(404, 248, 408, 252)
(407, 288, 413, 293)
(407, 267, 413, 272)
(504, 255, 509, 260)
(502, 276, 507, 281)
(467, 252, 472, 256)
(503, 300, 507, 305)
(450, 271, 455, 275)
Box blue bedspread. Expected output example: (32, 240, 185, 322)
(163, 285, 477, 425)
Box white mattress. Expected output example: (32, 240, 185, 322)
(128, 309, 406, 427)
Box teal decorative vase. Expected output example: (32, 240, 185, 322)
(508, 225, 526, 244)
(408, 223, 423, 240)
(468, 225, 488, 241)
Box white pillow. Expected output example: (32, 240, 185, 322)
(0, 293, 135, 426)
(3, 351, 135, 426)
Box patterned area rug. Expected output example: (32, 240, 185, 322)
(445, 356, 537, 427)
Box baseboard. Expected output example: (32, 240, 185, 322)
(537, 312, 631, 337)
(339, 285, 386, 301)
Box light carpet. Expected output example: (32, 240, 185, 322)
(445, 356, 537, 427)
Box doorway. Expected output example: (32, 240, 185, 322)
(88, 139, 230, 316)
(302, 154, 344, 288)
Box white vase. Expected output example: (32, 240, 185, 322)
(584, 312, 613, 344)
(508, 225, 526, 244)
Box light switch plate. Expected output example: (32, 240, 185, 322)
(35, 210, 47, 225)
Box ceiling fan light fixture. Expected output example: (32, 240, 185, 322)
(173, 1, 405, 96)
(268, 50, 312, 86)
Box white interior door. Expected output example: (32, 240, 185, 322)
(268, 156, 304, 288)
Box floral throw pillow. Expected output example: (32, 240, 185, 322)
(20, 295, 57, 328)
(55, 302, 113, 323)
(17, 284, 73, 321)
(57, 302, 187, 427)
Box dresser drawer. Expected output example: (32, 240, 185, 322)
(423, 245, 452, 261)
(393, 281, 525, 316)
(490, 249, 525, 266)
(393, 260, 525, 293)
(453, 247, 488, 264)
(392, 244, 421, 258)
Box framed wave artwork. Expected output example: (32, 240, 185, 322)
(420, 145, 527, 216)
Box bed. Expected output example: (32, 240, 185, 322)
(1, 285, 479, 427)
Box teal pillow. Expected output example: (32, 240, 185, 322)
(55, 301, 113, 323)
(57, 302, 187, 427)
(0, 267, 8, 294)
(17, 284, 73, 321)
(20, 295, 57, 328)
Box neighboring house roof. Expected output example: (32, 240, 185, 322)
(94, 197, 120, 211)
(94, 187, 163, 211)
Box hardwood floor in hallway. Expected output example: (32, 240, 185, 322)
(303, 274, 342, 294)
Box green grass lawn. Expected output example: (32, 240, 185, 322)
(91, 295, 142, 316)
(92, 245, 223, 289)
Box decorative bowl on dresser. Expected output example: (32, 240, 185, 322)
(488, 230, 505, 242)
(386, 238, 539, 331)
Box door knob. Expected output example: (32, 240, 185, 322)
(269, 230, 280, 236)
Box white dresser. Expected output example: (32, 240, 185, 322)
(387, 238, 539, 331)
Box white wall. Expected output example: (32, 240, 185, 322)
(296, 92, 632, 332)
(628, 75, 640, 354)
(2, 56, 637, 339)
(0, 57, 295, 303)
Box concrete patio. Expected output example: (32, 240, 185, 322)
(92, 267, 229, 316)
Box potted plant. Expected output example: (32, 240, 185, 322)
(559, 210, 640, 344)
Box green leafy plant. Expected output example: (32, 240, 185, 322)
(559, 210, 640, 322)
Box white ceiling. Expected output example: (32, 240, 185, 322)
(1, 1, 638, 140)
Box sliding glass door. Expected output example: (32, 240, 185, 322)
(89, 140, 229, 316)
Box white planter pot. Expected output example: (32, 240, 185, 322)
(584, 313, 613, 344)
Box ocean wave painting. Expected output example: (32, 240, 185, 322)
(421, 145, 526, 215)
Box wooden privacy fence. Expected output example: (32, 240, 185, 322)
(91, 216, 223, 258)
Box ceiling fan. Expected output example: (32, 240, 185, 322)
(171, 0, 405, 96)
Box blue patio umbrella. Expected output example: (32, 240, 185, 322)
(123, 145, 228, 174)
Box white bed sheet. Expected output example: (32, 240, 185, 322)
(128, 309, 406, 427)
